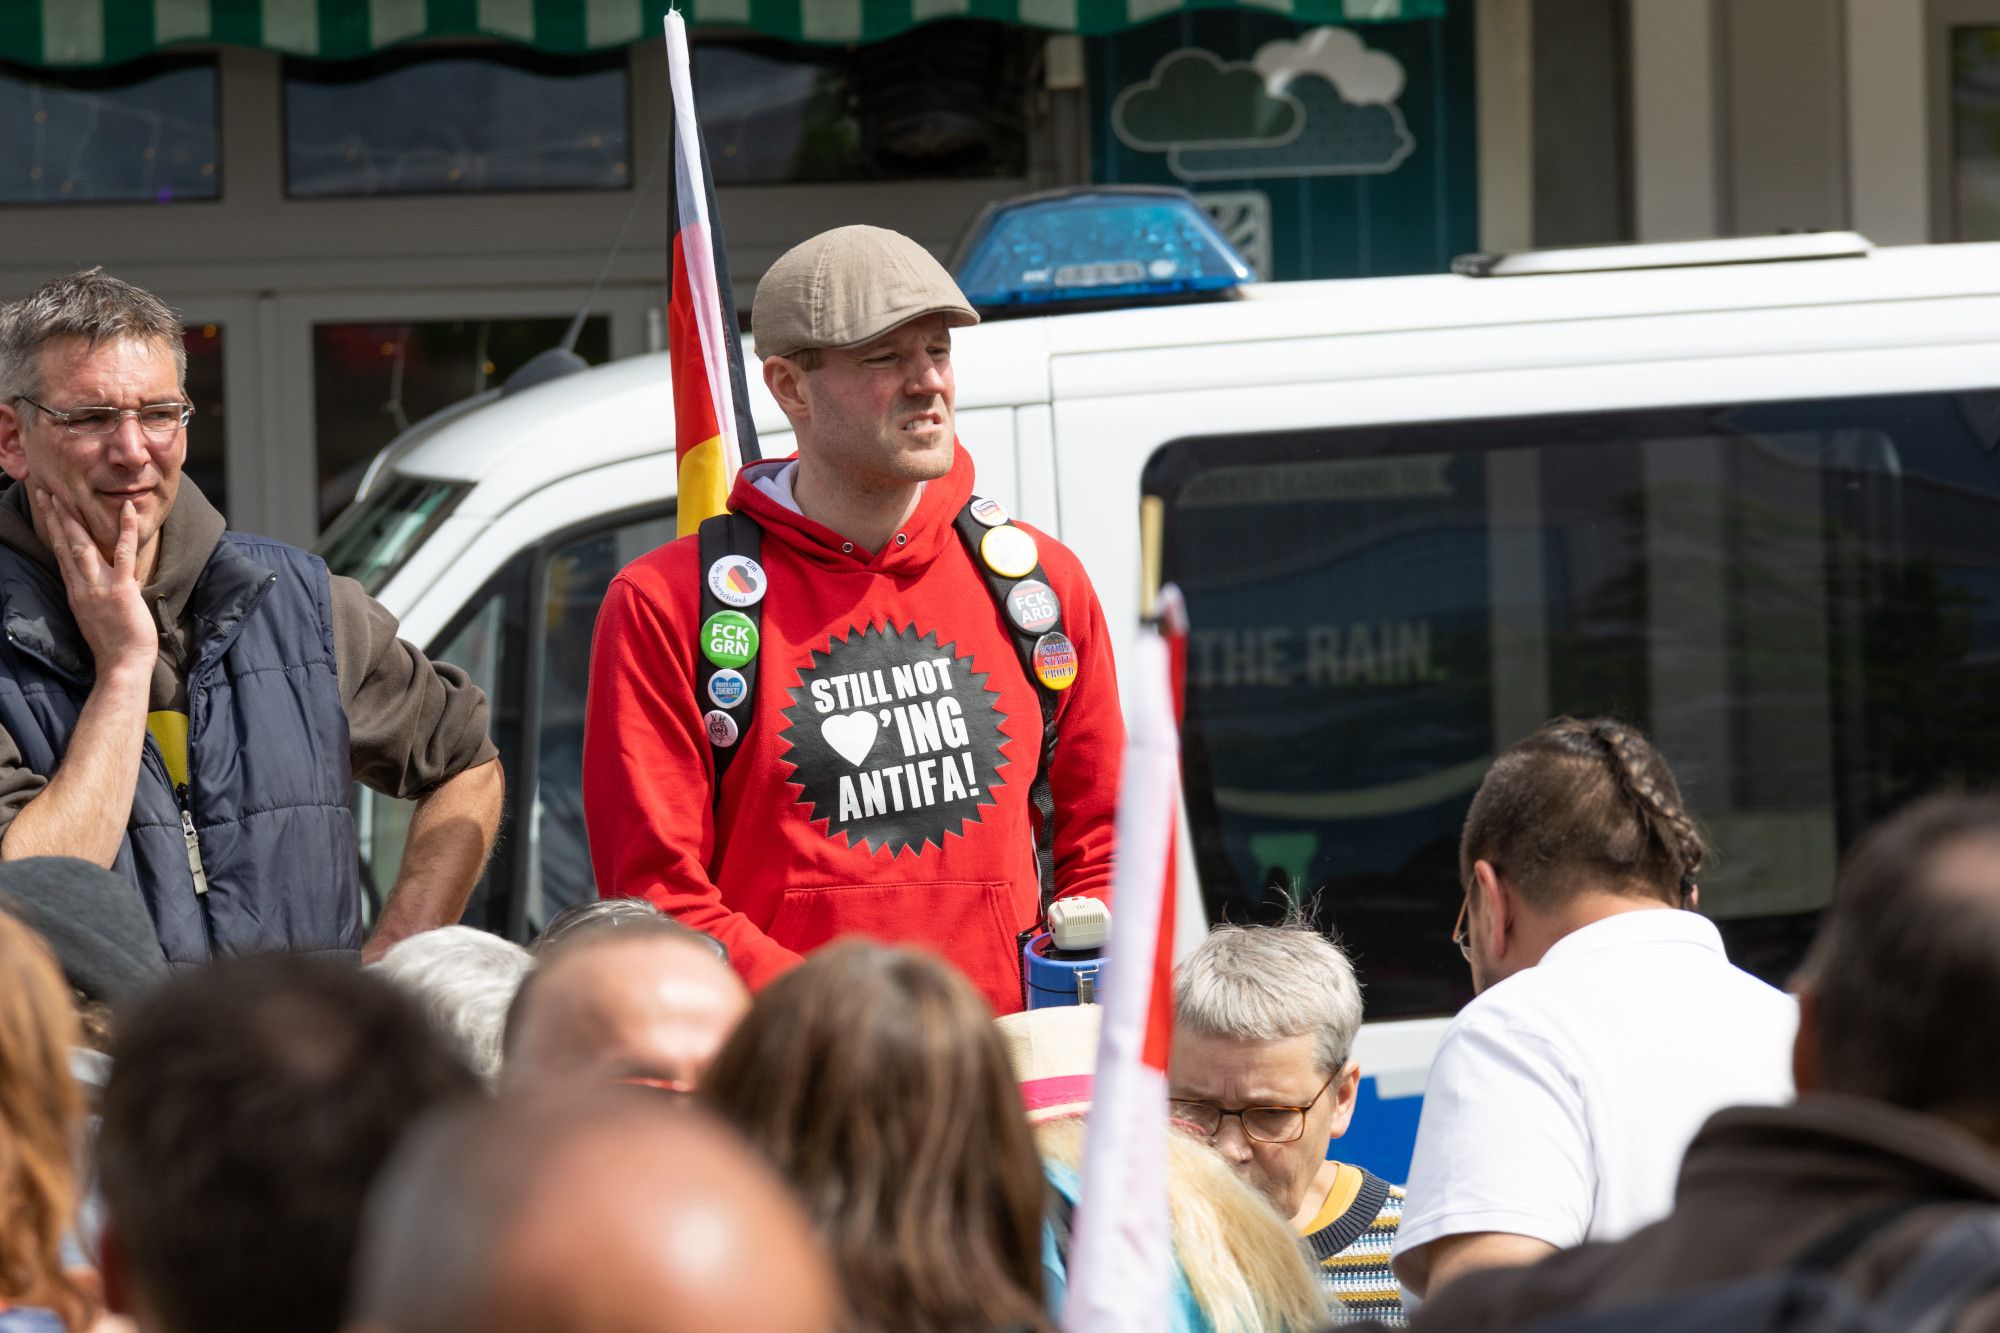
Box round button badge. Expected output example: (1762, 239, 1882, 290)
(706, 667, 749, 710)
(706, 554, 767, 608)
(980, 525, 1039, 580)
(1031, 631, 1079, 691)
(701, 611, 759, 669)
(1005, 579, 1061, 635)
(703, 709, 740, 747)
(969, 496, 1010, 527)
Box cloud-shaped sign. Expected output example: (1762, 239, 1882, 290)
(1169, 74, 1415, 181)
(1254, 26, 1406, 105)
(1113, 49, 1300, 152)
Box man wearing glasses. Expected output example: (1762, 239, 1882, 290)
(0, 268, 503, 964)
(1170, 922, 1407, 1327)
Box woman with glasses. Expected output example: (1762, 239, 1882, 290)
(1170, 922, 1407, 1327)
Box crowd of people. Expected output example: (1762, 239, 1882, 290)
(4, 721, 2000, 1331)
(5, 247, 2000, 1331)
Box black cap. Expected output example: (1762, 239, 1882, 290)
(0, 856, 167, 1004)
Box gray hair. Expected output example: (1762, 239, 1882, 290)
(375, 926, 534, 1086)
(0, 268, 186, 403)
(1174, 923, 1364, 1077)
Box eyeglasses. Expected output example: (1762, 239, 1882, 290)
(1452, 895, 1472, 962)
(16, 396, 193, 440)
(1169, 1071, 1338, 1144)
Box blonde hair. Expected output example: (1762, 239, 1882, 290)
(1036, 1117, 1323, 1333)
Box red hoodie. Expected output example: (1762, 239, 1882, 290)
(582, 447, 1123, 1014)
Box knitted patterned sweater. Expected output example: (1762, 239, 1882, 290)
(1303, 1165, 1408, 1326)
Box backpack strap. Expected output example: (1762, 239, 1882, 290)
(951, 499, 1071, 938)
(695, 511, 765, 800)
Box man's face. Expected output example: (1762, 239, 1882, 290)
(507, 938, 750, 1096)
(788, 314, 956, 490)
(1168, 1030, 1357, 1222)
(0, 334, 184, 560)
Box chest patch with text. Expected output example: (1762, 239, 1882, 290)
(778, 622, 1010, 856)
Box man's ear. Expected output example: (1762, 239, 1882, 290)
(1791, 978, 1820, 1096)
(1324, 1059, 1362, 1140)
(762, 355, 811, 425)
(0, 399, 32, 482)
(1472, 858, 1510, 958)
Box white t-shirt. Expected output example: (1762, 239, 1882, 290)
(1390, 908, 1797, 1283)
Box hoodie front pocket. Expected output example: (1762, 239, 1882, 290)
(766, 877, 1023, 1010)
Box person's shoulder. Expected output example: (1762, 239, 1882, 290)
(606, 530, 703, 604)
(1414, 1237, 1628, 1332)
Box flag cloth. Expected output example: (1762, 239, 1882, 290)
(664, 10, 758, 538)
(1062, 603, 1189, 1332)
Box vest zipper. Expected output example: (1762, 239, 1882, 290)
(176, 783, 210, 897)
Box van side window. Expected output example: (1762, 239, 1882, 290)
(526, 510, 678, 935)
(1149, 390, 2000, 1021)
(356, 552, 531, 934)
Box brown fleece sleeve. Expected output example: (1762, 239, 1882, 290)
(0, 726, 49, 844)
(331, 574, 499, 800)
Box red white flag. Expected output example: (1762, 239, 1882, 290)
(1063, 592, 1192, 1331)
(664, 10, 758, 537)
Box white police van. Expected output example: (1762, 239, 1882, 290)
(323, 204, 2000, 1183)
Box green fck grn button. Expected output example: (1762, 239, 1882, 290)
(701, 610, 759, 669)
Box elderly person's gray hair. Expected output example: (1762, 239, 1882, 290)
(0, 268, 186, 403)
(1174, 923, 1364, 1077)
(375, 926, 534, 1086)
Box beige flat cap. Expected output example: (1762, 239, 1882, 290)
(752, 225, 979, 359)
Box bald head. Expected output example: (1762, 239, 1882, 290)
(348, 1091, 838, 1333)
(504, 932, 748, 1094)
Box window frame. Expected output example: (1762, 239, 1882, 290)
(1927, 0, 2000, 241)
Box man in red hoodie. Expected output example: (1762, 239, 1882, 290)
(582, 225, 1123, 1015)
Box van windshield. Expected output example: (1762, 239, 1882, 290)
(320, 475, 469, 595)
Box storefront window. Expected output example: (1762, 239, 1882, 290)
(696, 22, 1029, 184)
(0, 57, 218, 204)
(311, 316, 609, 529)
(284, 50, 629, 197)
(1954, 27, 2000, 240)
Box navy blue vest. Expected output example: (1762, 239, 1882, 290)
(0, 533, 362, 963)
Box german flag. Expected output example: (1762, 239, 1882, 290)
(664, 11, 759, 538)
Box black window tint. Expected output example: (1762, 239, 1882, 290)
(1151, 390, 2000, 1020)
(525, 509, 676, 938)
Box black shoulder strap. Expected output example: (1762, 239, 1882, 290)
(696, 511, 763, 799)
(951, 501, 1066, 934)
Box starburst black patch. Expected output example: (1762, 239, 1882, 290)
(778, 621, 1010, 856)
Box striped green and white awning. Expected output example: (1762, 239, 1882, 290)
(2, 0, 1445, 69)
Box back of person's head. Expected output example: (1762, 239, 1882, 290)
(503, 923, 747, 1095)
(529, 897, 727, 962)
(96, 955, 481, 1333)
(996, 1006, 1323, 1333)
(0, 908, 91, 1332)
(346, 1089, 838, 1333)
(375, 926, 534, 1085)
(1798, 793, 2000, 1140)
(701, 942, 1048, 1333)
(1174, 922, 1363, 1079)
(1462, 716, 1708, 907)
(0, 857, 166, 1054)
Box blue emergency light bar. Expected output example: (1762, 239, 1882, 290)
(952, 186, 1254, 314)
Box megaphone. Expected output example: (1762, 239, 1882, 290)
(1022, 897, 1110, 1009)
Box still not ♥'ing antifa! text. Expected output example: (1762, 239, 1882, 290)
(778, 622, 1010, 856)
